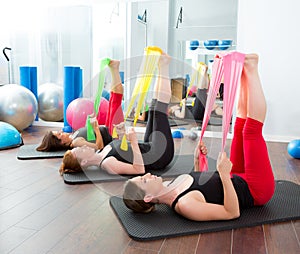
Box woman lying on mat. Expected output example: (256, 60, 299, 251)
(59, 52, 175, 176)
(123, 54, 275, 221)
(36, 60, 125, 152)
(169, 63, 223, 121)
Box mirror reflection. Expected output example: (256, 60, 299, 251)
(0, 0, 238, 133)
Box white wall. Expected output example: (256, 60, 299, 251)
(125, 0, 169, 104)
(237, 0, 300, 141)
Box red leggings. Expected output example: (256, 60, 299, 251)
(105, 91, 124, 135)
(230, 117, 275, 205)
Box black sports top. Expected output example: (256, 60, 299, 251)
(73, 126, 112, 146)
(99, 139, 173, 171)
(171, 171, 254, 210)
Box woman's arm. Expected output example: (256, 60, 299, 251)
(217, 152, 240, 218)
(127, 128, 145, 173)
(101, 128, 145, 175)
(176, 152, 240, 221)
(92, 120, 104, 150)
(71, 120, 104, 150)
(72, 137, 98, 150)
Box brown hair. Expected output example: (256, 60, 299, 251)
(36, 131, 72, 152)
(123, 180, 155, 213)
(59, 150, 83, 175)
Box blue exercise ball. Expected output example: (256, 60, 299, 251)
(203, 40, 218, 50)
(172, 130, 184, 139)
(0, 121, 22, 150)
(189, 40, 200, 50)
(218, 40, 233, 50)
(287, 140, 300, 159)
(0, 84, 38, 131)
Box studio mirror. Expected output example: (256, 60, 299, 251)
(0, 0, 238, 134)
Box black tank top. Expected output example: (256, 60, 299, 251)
(100, 139, 151, 165)
(171, 171, 254, 210)
(73, 126, 112, 146)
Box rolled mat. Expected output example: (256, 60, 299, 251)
(19, 66, 38, 120)
(63, 66, 83, 132)
(110, 180, 300, 241)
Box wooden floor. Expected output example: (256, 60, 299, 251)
(0, 124, 299, 254)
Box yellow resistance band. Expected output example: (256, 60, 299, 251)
(182, 62, 207, 107)
(120, 46, 162, 150)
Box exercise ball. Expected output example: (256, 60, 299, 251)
(0, 121, 23, 150)
(218, 40, 232, 50)
(38, 83, 64, 122)
(188, 85, 197, 96)
(66, 98, 94, 130)
(0, 84, 38, 131)
(287, 139, 300, 159)
(188, 130, 198, 140)
(172, 130, 184, 139)
(96, 97, 109, 125)
(189, 40, 199, 50)
(203, 40, 218, 50)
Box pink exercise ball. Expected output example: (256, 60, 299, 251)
(96, 97, 109, 125)
(66, 98, 94, 130)
(189, 85, 197, 96)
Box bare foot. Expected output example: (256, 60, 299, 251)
(109, 59, 120, 70)
(198, 63, 209, 89)
(159, 52, 171, 67)
(243, 54, 259, 73)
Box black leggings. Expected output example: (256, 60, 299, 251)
(185, 88, 207, 121)
(141, 99, 174, 171)
(106, 99, 174, 171)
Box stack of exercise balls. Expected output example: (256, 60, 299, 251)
(38, 83, 64, 122)
(189, 40, 233, 51)
(0, 84, 38, 131)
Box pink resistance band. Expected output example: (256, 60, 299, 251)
(197, 52, 245, 171)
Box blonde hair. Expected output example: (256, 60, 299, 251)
(59, 150, 83, 175)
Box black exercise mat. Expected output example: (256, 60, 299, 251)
(110, 180, 300, 241)
(126, 118, 188, 127)
(17, 144, 66, 160)
(168, 116, 222, 126)
(63, 155, 216, 184)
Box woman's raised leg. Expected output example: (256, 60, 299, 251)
(241, 54, 274, 205)
(105, 60, 124, 134)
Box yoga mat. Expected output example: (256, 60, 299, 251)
(17, 144, 66, 160)
(63, 155, 216, 184)
(168, 116, 222, 126)
(110, 180, 300, 241)
(19, 66, 38, 120)
(63, 66, 83, 133)
(126, 117, 188, 127)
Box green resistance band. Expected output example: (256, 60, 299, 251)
(87, 58, 111, 141)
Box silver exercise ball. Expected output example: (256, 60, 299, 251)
(38, 83, 64, 122)
(0, 84, 38, 131)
